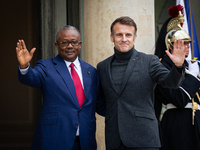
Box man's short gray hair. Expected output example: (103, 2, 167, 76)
(56, 25, 81, 41)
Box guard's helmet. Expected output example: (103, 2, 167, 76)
(165, 29, 191, 51)
(165, 6, 191, 51)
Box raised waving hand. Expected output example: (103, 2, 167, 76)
(16, 40, 36, 69)
(165, 39, 186, 67)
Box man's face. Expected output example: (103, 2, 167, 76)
(184, 41, 190, 57)
(55, 29, 82, 62)
(110, 22, 137, 53)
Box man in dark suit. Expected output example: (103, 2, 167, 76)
(16, 25, 105, 150)
(97, 16, 186, 150)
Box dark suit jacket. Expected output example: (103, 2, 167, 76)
(18, 55, 105, 150)
(97, 49, 184, 149)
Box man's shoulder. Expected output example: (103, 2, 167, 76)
(136, 50, 158, 61)
(33, 55, 65, 69)
(34, 57, 52, 64)
(35, 57, 55, 66)
(97, 55, 113, 66)
(79, 58, 97, 70)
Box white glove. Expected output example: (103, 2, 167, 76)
(187, 60, 199, 77)
(185, 68, 200, 81)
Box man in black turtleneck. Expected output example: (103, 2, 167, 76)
(111, 49, 133, 93)
(97, 16, 186, 150)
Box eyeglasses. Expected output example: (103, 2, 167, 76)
(58, 41, 81, 47)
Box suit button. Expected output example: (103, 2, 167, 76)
(76, 124, 78, 126)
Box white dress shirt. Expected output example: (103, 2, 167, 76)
(64, 57, 84, 88)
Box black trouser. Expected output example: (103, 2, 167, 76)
(114, 142, 159, 150)
(72, 136, 81, 150)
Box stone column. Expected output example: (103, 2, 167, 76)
(83, 1, 155, 150)
(40, 0, 66, 59)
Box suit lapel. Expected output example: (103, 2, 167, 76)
(119, 49, 138, 95)
(53, 55, 79, 107)
(79, 59, 91, 108)
(105, 55, 119, 95)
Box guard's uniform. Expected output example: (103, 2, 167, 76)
(155, 55, 200, 150)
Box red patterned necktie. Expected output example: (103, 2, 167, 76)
(70, 63, 85, 107)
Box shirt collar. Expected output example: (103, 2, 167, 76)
(64, 57, 80, 69)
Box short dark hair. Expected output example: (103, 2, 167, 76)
(110, 16, 137, 36)
(56, 25, 81, 41)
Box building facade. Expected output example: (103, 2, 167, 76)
(0, 0, 199, 149)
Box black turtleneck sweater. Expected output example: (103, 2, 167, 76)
(111, 48, 133, 93)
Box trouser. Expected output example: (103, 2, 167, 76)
(113, 142, 159, 150)
(72, 136, 81, 150)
